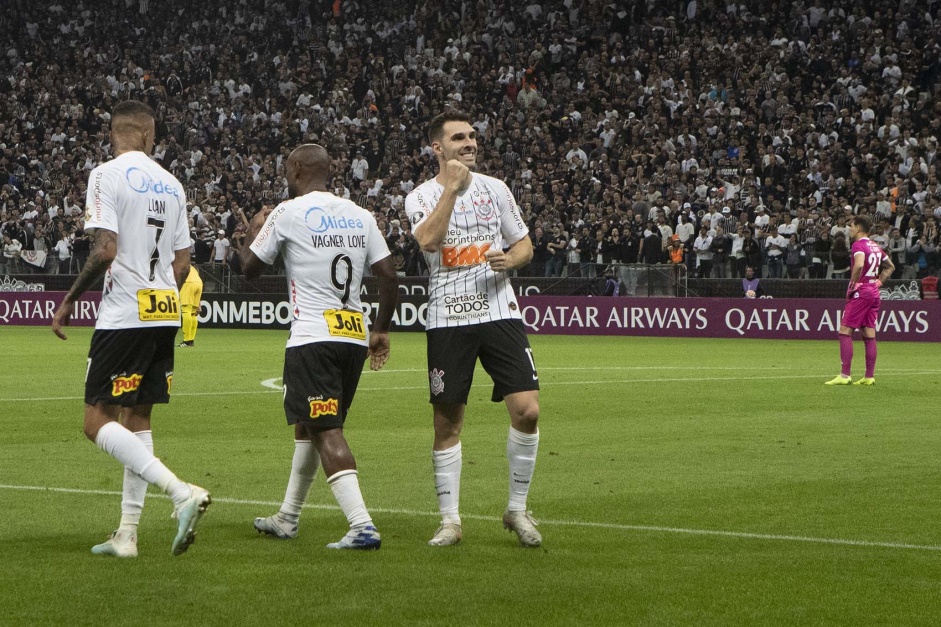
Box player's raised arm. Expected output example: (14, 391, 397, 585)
(413, 160, 469, 252)
(412, 114, 476, 252)
(240, 206, 275, 280)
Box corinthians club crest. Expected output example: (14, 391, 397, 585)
(472, 190, 495, 220)
(429, 368, 445, 396)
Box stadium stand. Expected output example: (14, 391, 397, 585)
(1, 0, 940, 293)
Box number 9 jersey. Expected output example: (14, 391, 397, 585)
(84, 151, 190, 330)
(249, 191, 391, 348)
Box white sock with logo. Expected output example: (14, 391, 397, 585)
(327, 470, 372, 528)
(279, 440, 320, 523)
(507, 427, 539, 512)
(118, 430, 153, 533)
(94, 422, 191, 507)
(432, 442, 462, 525)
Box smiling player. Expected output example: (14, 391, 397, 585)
(405, 111, 543, 548)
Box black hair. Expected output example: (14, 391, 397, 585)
(112, 100, 155, 120)
(851, 215, 872, 234)
(427, 110, 471, 143)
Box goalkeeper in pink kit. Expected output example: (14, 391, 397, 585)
(825, 215, 895, 386)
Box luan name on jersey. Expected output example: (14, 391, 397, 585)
(84, 151, 189, 330)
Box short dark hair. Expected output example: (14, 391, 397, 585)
(851, 215, 872, 233)
(428, 110, 471, 143)
(113, 100, 155, 120)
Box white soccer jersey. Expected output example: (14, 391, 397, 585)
(404, 173, 529, 329)
(84, 151, 190, 329)
(250, 191, 390, 348)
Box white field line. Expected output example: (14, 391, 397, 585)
(7, 369, 941, 403)
(0, 483, 938, 552)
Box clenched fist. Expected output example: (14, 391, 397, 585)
(443, 159, 471, 194)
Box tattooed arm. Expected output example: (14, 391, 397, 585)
(52, 228, 117, 340)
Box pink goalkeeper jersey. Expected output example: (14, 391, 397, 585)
(850, 237, 887, 298)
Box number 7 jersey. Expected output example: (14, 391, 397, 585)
(84, 151, 190, 329)
(250, 191, 391, 348)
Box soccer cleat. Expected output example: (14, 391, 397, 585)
(171, 484, 212, 556)
(326, 524, 381, 550)
(253, 514, 298, 540)
(91, 530, 138, 558)
(178, 341, 193, 348)
(824, 375, 852, 386)
(503, 510, 542, 548)
(853, 377, 876, 386)
(428, 522, 463, 547)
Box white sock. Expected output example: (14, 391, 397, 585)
(507, 427, 539, 512)
(432, 442, 462, 525)
(94, 422, 191, 507)
(279, 440, 320, 523)
(118, 430, 153, 532)
(327, 470, 372, 529)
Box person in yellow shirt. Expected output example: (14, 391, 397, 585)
(179, 264, 202, 347)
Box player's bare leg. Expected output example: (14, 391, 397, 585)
(503, 391, 542, 547)
(430, 402, 465, 546)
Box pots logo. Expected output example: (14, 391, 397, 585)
(441, 243, 491, 267)
(111, 373, 143, 397)
(309, 398, 339, 419)
(472, 191, 495, 220)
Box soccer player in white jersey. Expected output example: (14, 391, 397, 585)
(51, 100, 211, 558)
(242, 144, 398, 550)
(405, 111, 542, 548)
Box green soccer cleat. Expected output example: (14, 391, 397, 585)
(171, 484, 212, 556)
(824, 375, 852, 386)
(853, 377, 876, 386)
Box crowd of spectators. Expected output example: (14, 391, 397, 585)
(1, 0, 941, 285)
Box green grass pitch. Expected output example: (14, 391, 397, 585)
(2, 326, 940, 625)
